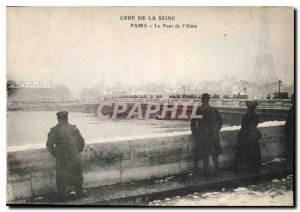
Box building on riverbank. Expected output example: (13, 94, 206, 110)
(7, 81, 75, 103)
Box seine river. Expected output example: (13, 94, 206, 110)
(7, 111, 191, 147)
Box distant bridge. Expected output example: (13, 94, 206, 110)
(7, 97, 292, 109)
(7, 98, 291, 125)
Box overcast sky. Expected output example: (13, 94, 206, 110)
(7, 7, 294, 97)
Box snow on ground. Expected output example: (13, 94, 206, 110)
(149, 176, 293, 206)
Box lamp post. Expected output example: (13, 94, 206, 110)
(278, 80, 282, 93)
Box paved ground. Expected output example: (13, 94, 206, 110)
(9, 159, 293, 206)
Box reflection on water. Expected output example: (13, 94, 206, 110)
(7, 111, 191, 146)
(149, 174, 294, 206)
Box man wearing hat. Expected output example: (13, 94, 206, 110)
(46, 111, 85, 201)
(191, 93, 223, 176)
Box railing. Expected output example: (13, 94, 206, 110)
(98, 98, 291, 108)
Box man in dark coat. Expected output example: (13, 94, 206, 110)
(47, 111, 85, 201)
(191, 93, 223, 176)
(284, 94, 294, 164)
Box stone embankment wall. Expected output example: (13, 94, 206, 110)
(7, 122, 285, 201)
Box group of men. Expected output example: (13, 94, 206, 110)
(46, 93, 294, 201)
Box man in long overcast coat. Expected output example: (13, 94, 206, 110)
(191, 93, 223, 176)
(284, 94, 295, 164)
(47, 111, 85, 201)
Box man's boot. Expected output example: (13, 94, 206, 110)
(56, 184, 67, 202)
(202, 156, 209, 178)
(75, 184, 84, 199)
(212, 155, 220, 177)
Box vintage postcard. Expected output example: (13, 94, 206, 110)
(6, 6, 295, 206)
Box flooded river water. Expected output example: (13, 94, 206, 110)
(7, 111, 191, 146)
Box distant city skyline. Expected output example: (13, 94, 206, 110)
(7, 7, 294, 97)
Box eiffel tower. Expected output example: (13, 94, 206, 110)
(252, 7, 278, 84)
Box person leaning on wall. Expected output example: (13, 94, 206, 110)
(234, 101, 262, 173)
(284, 94, 295, 165)
(46, 111, 85, 202)
(191, 93, 223, 177)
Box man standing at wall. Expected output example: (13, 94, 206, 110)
(46, 111, 85, 201)
(191, 93, 223, 176)
(284, 94, 295, 165)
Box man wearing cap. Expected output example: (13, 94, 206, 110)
(191, 93, 223, 176)
(46, 111, 85, 201)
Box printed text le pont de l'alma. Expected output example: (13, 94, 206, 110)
(120, 16, 197, 29)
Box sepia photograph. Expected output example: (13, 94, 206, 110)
(6, 6, 295, 206)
